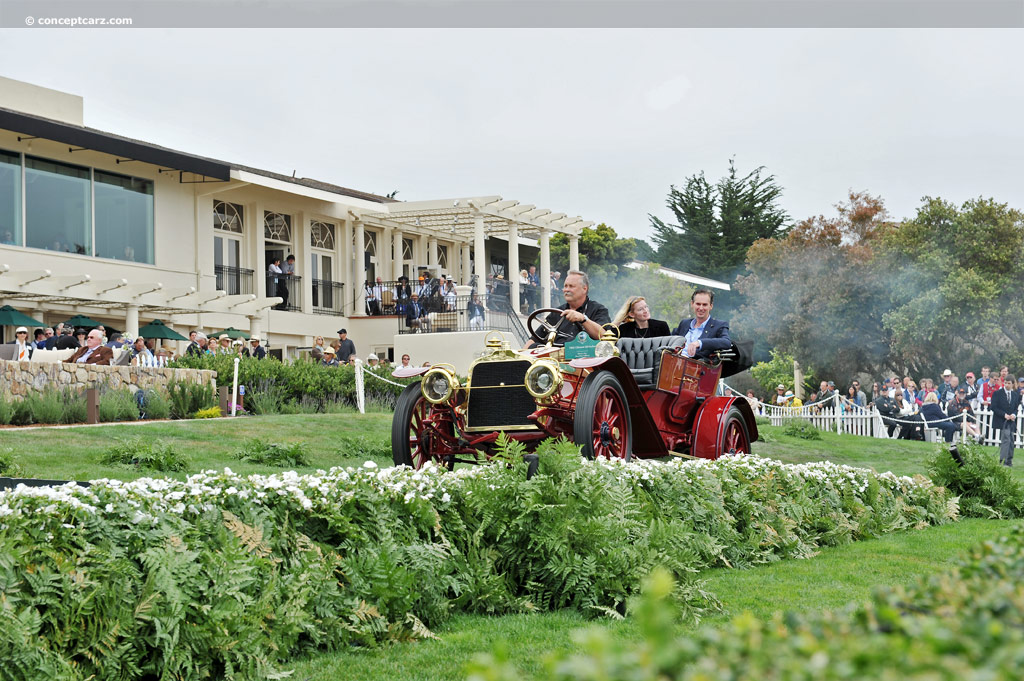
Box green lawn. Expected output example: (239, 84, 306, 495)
(3, 417, 1021, 680)
(1, 411, 394, 481)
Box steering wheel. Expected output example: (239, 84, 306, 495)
(526, 308, 577, 345)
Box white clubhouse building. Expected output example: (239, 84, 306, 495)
(0, 77, 589, 361)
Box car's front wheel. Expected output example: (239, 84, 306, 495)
(391, 381, 446, 469)
(574, 371, 633, 461)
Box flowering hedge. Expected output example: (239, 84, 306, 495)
(0, 441, 955, 680)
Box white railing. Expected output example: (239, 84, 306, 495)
(740, 390, 1024, 446)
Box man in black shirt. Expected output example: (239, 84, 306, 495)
(527, 270, 609, 347)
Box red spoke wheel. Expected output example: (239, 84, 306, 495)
(720, 405, 751, 456)
(392, 382, 448, 469)
(574, 371, 632, 461)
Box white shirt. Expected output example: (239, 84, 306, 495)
(16, 341, 29, 360)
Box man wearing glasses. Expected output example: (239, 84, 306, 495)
(64, 329, 114, 365)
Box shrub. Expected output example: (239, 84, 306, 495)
(167, 380, 216, 419)
(58, 388, 87, 424)
(139, 389, 171, 420)
(25, 389, 63, 425)
(0, 448, 22, 476)
(9, 398, 33, 426)
(245, 378, 287, 415)
(235, 439, 311, 467)
(99, 437, 190, 472)
(194, 406, 222, 419)
(0, 392, 13, 425)
(781, 418, 822, 440)
(99, 388, 139, 423)
(338, 433, 393, 460)
(927, 442, 1024, 518)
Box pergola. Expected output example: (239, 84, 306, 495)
(366, 196, 595, 308)
(0, 265, 280, 339)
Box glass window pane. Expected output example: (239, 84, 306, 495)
(94, 170, 154, 263)
(0, 149, 21, 246)
(227, 238, 239, 268)
(214, 236, 224, 267)
(25, 156, 91, 254)
(322, 255, 332, 281)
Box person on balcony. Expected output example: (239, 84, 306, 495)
(443, 279, 458, 311)
(468, 292, 486, 330)
(268, 257, 287, 310)
(365, 278, 382, 315)
(405, 293, 431, 332)
(395, 276, 412, 315)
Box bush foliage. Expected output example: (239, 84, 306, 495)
(470, 525, 1024, 681)
(781, 418, 823, 440)
(235, 439, 311, 467)
(927, 442, 1024, 518)
(0, 442, 955, 680)
(99, 438, 191, 472)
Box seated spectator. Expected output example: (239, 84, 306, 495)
(321, 346, 339, 367)
(64, 329, 113, 365)
(405, 293, 430, 332)
(875, 388, 900, 437)
(948, 387, 982, 441)
(921, 392, 958, 443)
(367, 353, 379, 367)
(33, 328, 46, 349)
(105, 332, 126, 349)
(131, 336, 154, 365)
(7, 326, 33, 361)
(892, 391, 925, 440)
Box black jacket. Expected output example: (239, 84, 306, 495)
(617, 319, 671, 339)
(992, 387, 1022, 430)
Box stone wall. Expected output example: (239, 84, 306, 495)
(0, 360, 217, 398)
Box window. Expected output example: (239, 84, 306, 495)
(310, 220, 336, 249)
(94, 170, 154, 263)
(214, 200, 244, 233)
(264, 211, 292, 241)
(0, 149, 20, 246)
(438, 244, 448, 270)
(25, 156, 91, 254)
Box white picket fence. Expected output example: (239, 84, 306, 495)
(747, 391, 1024, 446)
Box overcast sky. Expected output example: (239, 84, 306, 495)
(1, 29, 1021, 240)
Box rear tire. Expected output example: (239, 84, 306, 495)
(574, 371, 633, 460)
(720, 406, 751, 456)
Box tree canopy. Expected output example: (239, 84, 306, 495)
(549, 223, 637, 279)
(736, 191, 1024, 385)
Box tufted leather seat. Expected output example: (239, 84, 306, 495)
(615, 335, 685, 389)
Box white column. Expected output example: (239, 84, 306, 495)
(508, 224, 520, 313)
(253, 201, 266, 298)
(569, 234, 580, 272)
(125, 305, 139, 338)
(249, 314, 262, 341)
(474, 214, 486, 296)
(392, 229, 404, 280)
(354, 220, 366, 315)
(539, 229, 551, 309)
(427, 237, 438, 272)
(381, 225, 392, 282)
(295, 211, 311, 314)
(342, 219, 354, 316)
(461, 243, 471, 286)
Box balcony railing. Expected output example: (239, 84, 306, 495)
(215, 265, 254, 296)
(267, 273, 302, 312)
(397, 293, 529, 346)
(313, 279, 345, 315)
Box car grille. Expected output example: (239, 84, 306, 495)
(467, 360, 537, 430)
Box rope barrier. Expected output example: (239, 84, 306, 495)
(362, 368, 412, 388)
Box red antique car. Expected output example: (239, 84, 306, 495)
(391, 308, 757, 468)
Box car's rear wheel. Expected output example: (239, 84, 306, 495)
(574, 371, 632, 461)
(721, 406, 751, 455)
(392, 381, 447, 469)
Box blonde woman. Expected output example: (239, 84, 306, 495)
(612, 296, 670, 339)
(311, 335, 326, 362)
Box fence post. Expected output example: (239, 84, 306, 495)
(231, 357, 240, 417)
(354, 359, 366, 415)
(86, 388, 99, 424)
(834, 392, 841, 434)
(218, 386, 229, 416)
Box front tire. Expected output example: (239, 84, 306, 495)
(573, 371, 633, 460)
(392, 382, 434, 468)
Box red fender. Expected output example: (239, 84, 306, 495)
(692, 396, 758, 459)
(576, 357, 668, 457)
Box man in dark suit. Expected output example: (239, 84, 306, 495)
(405, 293, 430, 332)
(672, 289, 731, 359)
(64, 328, 114, 365)
(991, 376, 1021, 466)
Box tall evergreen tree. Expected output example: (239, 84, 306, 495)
(650, 159, 789, 281)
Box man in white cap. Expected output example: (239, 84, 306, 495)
(249, 335, 267, 359)
(8, 326, 33, 360)
(775, 384, 788, 406)
(367, 353, 379, 367)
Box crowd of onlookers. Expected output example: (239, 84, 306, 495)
(746, 365, 1024, 446)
